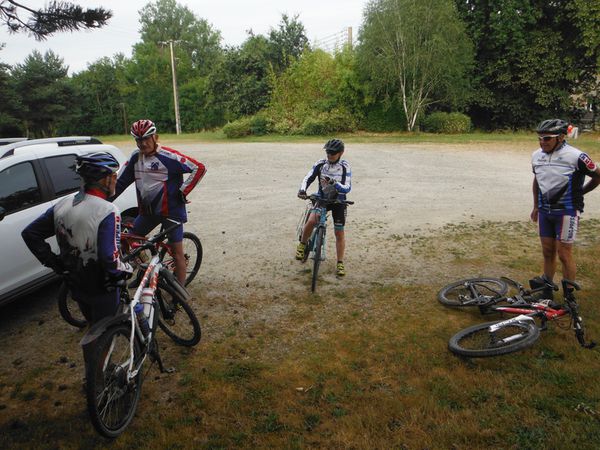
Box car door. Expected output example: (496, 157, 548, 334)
(0, 160, 54, 298)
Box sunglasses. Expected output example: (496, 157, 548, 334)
(538, 135, 559, 142)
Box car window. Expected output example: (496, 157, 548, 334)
(0, 162, 43, 214)
(44, 154, 81, 197)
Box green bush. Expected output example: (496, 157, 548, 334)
(300, 109, 357, 136)
(361, 101, 406, 132)
(422, 112, 472, 133)
(223, 117, 252, 138)
(249, 114, 273, 136)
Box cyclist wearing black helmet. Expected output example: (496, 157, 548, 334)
(22, 152, 133, 324)
(296, 139, 352, 276)
(530, 119, 600, 299)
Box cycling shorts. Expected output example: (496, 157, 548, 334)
(132, 215, 183, 243)
(72, 288, 120, 324)
(312, 203, 347, 230)
(538, 210, 579, 244)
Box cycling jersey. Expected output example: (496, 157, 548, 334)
(22, 190, 131, 294)
(114, 145, 206, 221)
(300, 159, 352, 200)
(532, 142, 597, 212)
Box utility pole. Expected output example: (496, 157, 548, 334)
(347, 27, 353, 49)
(159, 40, 182, 134)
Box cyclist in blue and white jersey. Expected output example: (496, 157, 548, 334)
(296, 139, 352, 276)
(530, 118, 600, 298)
(112, 119, 206, 286)
(22, 152, 133, 324)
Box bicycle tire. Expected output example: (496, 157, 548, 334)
(157, 281, 201, 346)
(57, 282, 87, 328)
(86, 323, 143, 438)
(159, 231, 202, 286)
(437, 277, 509, 307)
(311, 227, 325, 292)
(448, 320, 540, 357)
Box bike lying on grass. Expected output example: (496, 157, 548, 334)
(58, 220, 202, 329)
(297, 194, 353, 292)
(438, 276, 596, 357)
(81, 221, 201, 437)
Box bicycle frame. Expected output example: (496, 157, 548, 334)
(308, 204, 328, 261)
(125, 252, 161, 380)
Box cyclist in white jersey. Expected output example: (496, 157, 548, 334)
(296, 139, 352, 276)
(530, 119, 600, 299)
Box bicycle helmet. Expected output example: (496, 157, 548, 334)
(324, 138, 345, 154)
(75, 152, 119, 182)
(536, 119, 569, 135)
(130, 119, 157, 139)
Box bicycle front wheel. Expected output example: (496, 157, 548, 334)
(86, 323, 143, 438)
(311, 227, 325, 292)
(157, 281, 201, 346)
(159, 232, 202, 286)
(437, 277, 509, 307)
(448, 320, 540, 357)
(57, 282, 87, 328)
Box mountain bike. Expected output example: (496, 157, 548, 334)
(81, 220, 201, 437)
(447, 279, 595, 357)
(437, 276, 556, 311)
(58, 219, 202, 329)
(298, 194, 353, 292)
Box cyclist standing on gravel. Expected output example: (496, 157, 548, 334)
(22, 152, 133, 324)
(296, 139, 352, 276)
(530, 119, 600, 298)
(112, 119, 206, 286)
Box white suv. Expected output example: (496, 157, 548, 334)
(0, 137, 138, 305)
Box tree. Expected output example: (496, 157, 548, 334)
(357, 0, 473, 131)
(206, 35, 274, 122)
(0, 0, 111, 40)
(456, 0, 600, 129)
(64, 56, 129, 135)
(11, 50, 74, 137)
(139, 0, 222, 77)
(0, 63, 24, 136)
(130, 0, 223, 131)
(267, 14, 310, 73)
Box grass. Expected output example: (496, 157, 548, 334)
(3, 220, 600, 448)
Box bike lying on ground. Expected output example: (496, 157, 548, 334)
(81, 221, 201, 437)
(298, 194, 353, 292)
(439, 277, 596, 357)
(58, 220, 202, 329)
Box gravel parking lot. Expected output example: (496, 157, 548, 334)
(4, 140, 600, 438)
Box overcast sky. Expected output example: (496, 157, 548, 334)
(0, 0, 367, 74)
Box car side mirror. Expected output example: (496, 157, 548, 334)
(0, 206, 5, 221)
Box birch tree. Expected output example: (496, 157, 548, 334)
(358, 0, 473, 131)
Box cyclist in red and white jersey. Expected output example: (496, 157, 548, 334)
(530, 118, 600, 299)
(112, 119, 206, 285)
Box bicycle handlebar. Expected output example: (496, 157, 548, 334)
(306, 194, 354, 206)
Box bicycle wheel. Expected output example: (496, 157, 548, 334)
(437, 277, 509, 307)
(86, 323, 143, 438)
(157, 281, 201, 346)
(159, 232, 202, 286)
(311, 227, 325, 292)
(448, 320, 540, 357)
(57, 282, 87, 328)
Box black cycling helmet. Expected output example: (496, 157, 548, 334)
(324, 138, 345, 154)
(536, 119, 569, 135)
(75, 152, 119, 182)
